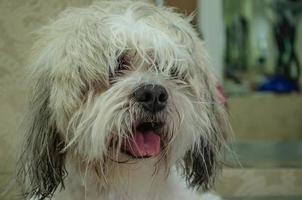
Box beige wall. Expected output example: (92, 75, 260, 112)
(0, 1, 95, 199)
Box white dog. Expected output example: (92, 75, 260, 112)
(17, 1, 227, 200)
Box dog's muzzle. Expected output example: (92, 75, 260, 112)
(118, 84, 168, 159)
(133, 84, 168, 114)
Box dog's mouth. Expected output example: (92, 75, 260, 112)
(121, 122, 164, 159)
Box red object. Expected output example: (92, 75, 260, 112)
(216, 83, 228, 107)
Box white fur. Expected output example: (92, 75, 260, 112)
(18, 1, 227, 200)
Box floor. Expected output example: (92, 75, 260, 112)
(225, 141, 302, 168)
(215, 141, 302, 199)
(228, 197, 302, 200)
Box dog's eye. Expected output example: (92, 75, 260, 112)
(110, 55, 130, 80)
(170, 68, 178, 78)
(116, 58, 129, 74)
(169, 68, 187, 81)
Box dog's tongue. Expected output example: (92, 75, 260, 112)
(122, 131, 161, 157)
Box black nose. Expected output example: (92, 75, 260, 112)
(133, 84, 168, 113)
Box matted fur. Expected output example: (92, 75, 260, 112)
(17, 1, 227, 200)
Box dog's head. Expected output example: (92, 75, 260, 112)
(18, 1, 227, 199)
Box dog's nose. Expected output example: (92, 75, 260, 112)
(134, 84, 168, 113)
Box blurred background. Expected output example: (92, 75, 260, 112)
(0, 0, 301, 200)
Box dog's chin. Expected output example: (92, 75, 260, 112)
(114, 121, 165, 160)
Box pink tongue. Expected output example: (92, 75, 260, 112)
(122, 131, 161, 157)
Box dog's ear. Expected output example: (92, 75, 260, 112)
(183, 95, 223, 190)
(17, 73, 66, 200)
(182, 40, 226, 190)
(183, 126, 222, 190)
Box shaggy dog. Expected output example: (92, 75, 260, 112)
(17, 1, 227, 200)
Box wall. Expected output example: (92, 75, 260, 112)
(0, 1, 94, 199)
(198, 0, 225, 81)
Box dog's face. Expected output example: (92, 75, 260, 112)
(18, 1, 226, 199)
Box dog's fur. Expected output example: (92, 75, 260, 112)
(17, 1, 227, 200)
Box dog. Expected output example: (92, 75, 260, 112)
(17, 1, 227, 200)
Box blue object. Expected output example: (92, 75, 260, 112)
(258, 75, 299, 93)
